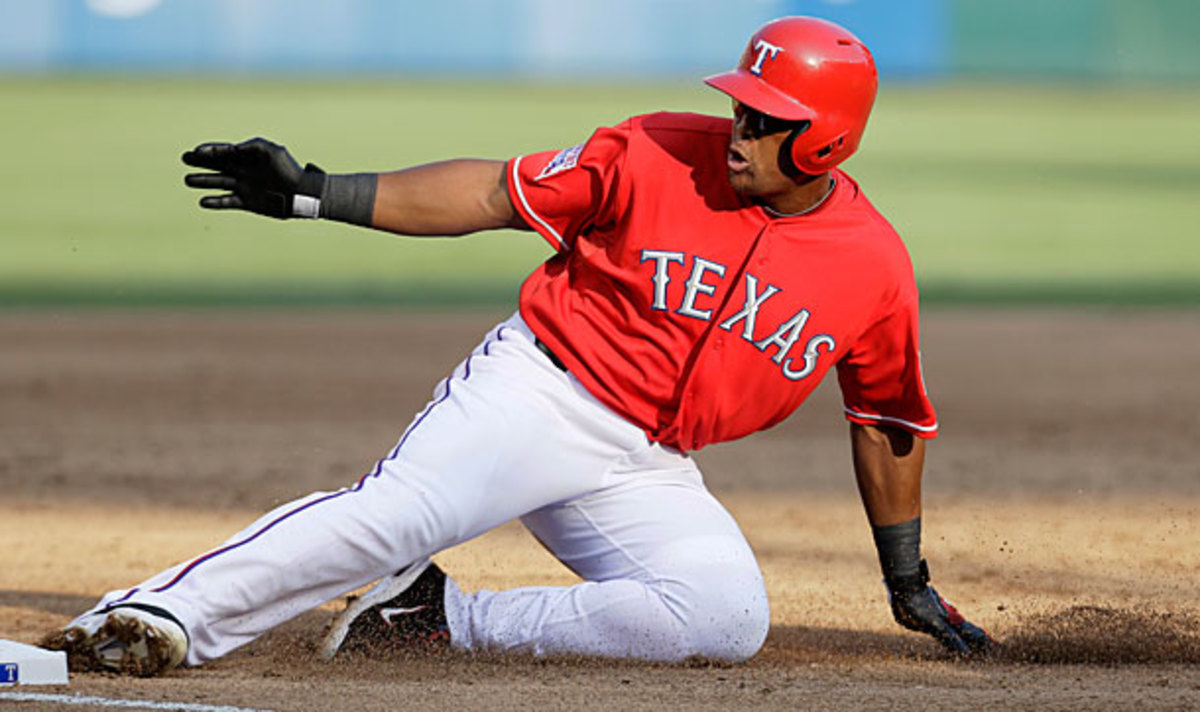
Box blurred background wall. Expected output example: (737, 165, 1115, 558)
(2, 0, 1197, 82)
(2, 0, 1196, 307)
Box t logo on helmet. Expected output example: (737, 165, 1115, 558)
(748, 39, 783, 76)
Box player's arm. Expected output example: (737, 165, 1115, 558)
(181, 138, 529, 236)
(371, 160, 527, 235)
(851, 421, 923, 526)
(850, 422, 995, 656)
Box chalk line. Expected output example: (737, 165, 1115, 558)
(0, 690, 278, 712)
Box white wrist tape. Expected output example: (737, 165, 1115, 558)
(292, 194, 322, 219)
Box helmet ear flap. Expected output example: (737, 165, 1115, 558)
(778, 122, 810, 178)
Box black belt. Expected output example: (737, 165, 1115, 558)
(535, 338, 568, 372)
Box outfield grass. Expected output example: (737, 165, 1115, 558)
(2, 77, 1197, 306)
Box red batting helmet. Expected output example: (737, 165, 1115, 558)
(705, 16, 878, 175)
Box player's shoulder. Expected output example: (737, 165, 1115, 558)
(614, 112, 730, 165)
(587, 112, 727, 154)
(834, 170, 899, 236)
(833, 170, 916, 271)
(625, 111, 732, 136)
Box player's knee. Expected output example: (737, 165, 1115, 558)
(686, 574, 770, 662)
(658, 564, 768, 663)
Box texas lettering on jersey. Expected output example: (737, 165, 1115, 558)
(640, 249, 834, 382)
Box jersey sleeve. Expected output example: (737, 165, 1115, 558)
(835, 296, 939, 438)
(506, 122, 631, 252)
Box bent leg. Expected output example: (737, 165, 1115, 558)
(445, 447, 770, 662)
(73, 314, 645, 665)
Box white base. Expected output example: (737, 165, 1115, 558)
(0, 640, 69, 686)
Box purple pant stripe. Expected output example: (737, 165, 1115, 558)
(110, 588, 141, 606)
(150, 488, 357, 593)
(148, 325, 509, 595)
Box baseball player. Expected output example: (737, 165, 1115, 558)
(43, 16, 992, 676)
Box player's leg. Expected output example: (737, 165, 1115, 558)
(445, 448, 770, 662)
(53, 313, 648, 668)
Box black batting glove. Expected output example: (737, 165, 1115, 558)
(886, 560, 995, 656)
(182, 138, 327, 219)
(872, 518, 995, 656)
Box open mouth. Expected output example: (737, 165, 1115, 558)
(727, 145, 750, 173)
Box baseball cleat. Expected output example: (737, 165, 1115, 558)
(320, 557, 449, 660)
(40, 604, 188, 677)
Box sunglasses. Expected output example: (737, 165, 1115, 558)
(733, 103, 810, 138)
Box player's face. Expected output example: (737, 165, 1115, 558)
(726, 101, 809, 203)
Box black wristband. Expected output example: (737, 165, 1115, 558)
(872, 516, 923, 587)
(319, 173, 378, 227)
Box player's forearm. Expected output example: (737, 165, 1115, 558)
(370, 159, 527, 236)
(851, 422, 926, 586)
(850, 422, 924, 527)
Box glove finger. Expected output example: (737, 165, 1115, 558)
(918, 593, 972, 655)
(184, 173, 237, 190)
(931, 589, 996, 654)
(181, 142, 238, 169)
(236, 136, 281, 152)
(928, 618, 972, 655)
(199, 194, 244, 210)
(228, 137, 282, 170)
(953, 619, 996, 654)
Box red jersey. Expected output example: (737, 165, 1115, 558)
(508, 112, 936, 451)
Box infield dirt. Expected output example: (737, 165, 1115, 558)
(2, 308, 1198, 711)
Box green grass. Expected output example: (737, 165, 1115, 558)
(2, 77, 1198, 307)
(859, 84, 1200, 296)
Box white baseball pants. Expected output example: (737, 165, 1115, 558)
(80, 312, 769, 665)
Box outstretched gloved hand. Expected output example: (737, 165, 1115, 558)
(182, 138, 327, 219)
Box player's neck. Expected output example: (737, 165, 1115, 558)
(760, 172, 836, 218)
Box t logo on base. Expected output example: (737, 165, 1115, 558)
(1, 663, 17, 684)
